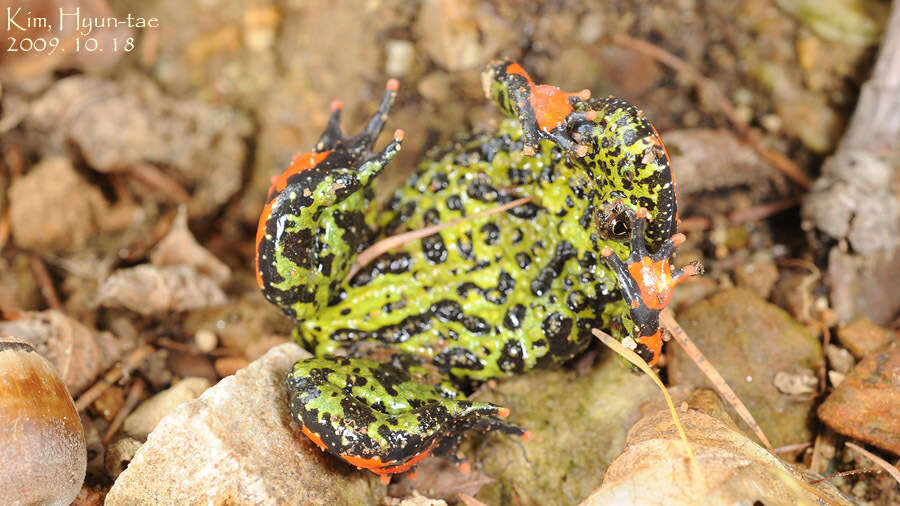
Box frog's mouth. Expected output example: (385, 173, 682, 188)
(600, 207, 698, 365)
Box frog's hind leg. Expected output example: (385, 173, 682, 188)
(286, 356, 524, 482)
(256, 81, 404, 321)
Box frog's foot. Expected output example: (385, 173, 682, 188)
(286, 356, 525, 482)
(483, 60, 596, 158)
(256, 80, 404, 320)
(600, 208, 699, 365)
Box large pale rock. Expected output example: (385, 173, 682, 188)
(123, 377, 211, 439)
(107, 343, 384, 505)
(668, 289, 824, 448)
(472, 352, 658, 506)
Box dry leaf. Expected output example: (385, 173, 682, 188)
(96, 265, 227, 315)
(150, 206, 230, 284)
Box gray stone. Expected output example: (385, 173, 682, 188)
(107, 343, 384, 505)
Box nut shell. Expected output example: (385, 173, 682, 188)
(0, 338, 86, 506)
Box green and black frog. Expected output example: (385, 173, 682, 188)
(255, 60, 695, 483)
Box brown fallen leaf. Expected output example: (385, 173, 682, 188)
(150, 206, 231, 284)
(95, 265, 227, 315)
(580, 398, 852, 506)
(0, 310, 132, 395)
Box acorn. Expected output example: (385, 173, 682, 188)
(0, 338, 86, 506)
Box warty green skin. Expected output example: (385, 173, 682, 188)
(260, 61, 677, 473)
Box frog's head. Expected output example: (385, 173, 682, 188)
(600, 207, 699, 366)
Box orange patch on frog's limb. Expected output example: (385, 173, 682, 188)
(254, 150, 332, 288)
(301, 426, 328, 451)
(637, 330, 663, 366)
(339, 439, 436, 479)
(626, 255, 691, 311)
(505, 63, 591, 133)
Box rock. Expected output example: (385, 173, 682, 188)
(106, 343, 383, 505)
(123, 377, 211, 440)
(471, 352, 658, 506)
(668, 289, 824, 448)
(8, 157, 108, 253)
(414, 0, 515, 72)
(733, 256, 779, 299)
(825, 344, 855, 374)
(818, 346, 900, 453)
(836, 318, 896, 359)
(582, 389, 851, 505)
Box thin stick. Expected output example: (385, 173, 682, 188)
(660, 308, 775, 451)
(0, 206, 10, 253)
(592, 328, 705, 487)
(75, 345, 153, 412)
(129, 163, 191, 204)
(102, 377, 146, 444)
(773, 442, 812, 454)
(728, 197, 800, 225)
(607, 33, 811, 188)
(28, 254, 63, 311)
(845, 442, 900, 487)
(346, 197, 533, 280)
(808, 467, 882, 485)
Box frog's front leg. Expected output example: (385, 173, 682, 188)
(286, 356, 524, 484)
(255, 81, 403, 320)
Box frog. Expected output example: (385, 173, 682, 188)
(255, 60, 695, 484)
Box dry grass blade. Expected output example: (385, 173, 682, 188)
(346, 197, 533, 280)
(591, 327, 705, 487)
(845, 442, 900, 486)
(660, 308, 775, 452)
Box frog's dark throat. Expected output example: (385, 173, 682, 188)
(256, 60, 692, 482)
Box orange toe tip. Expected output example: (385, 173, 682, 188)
(386, 78, 399, 91)
(394, 129, 406, 141)
(586, 110, 598, 121)
(600, 246, 613, 257)
(577, 89, 591, 101)
(457, 461, 472, 474)
(636, 207, 649, 219)
(380, 474, 391, 485)
(522, 145, 537, 157)
(575, 144, 588, 157)
(330, 99, 343, 111)
(672, 233, 686, 246)
(521, 430, 535, 441)
(405, 470, 419, 480)
(496, 407, 510, 418)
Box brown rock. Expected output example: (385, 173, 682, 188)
(836, 318, 897, 359)
(668, 289, 824, 448)
(818, 346, 900, 454)
(8, 157, 108, 253)
(733, 256, 779, 299)
(106, 343, 383, 505)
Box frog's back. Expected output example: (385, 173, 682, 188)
(298, 119, 625, 381)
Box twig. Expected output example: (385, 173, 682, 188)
(845, 442, 900, 487)
(728, 197, 800, 225)
(102, 377, 146, 444)
(28, 254, 63, 311)
(75, 345, 153, 412)
(129, 163, 191, 204)
(660, 308, 775, 451)
(0, 206, 10, 253)
(773, 442, 812, 454)
(346, 197, 533, 280)
(606, 33, 811, 188)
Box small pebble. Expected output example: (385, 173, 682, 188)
(194, 329, 218, 353)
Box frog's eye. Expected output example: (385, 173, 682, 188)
(608, 214, 632, 240)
